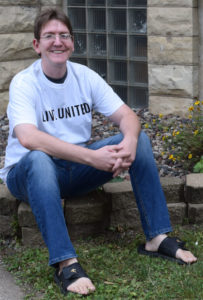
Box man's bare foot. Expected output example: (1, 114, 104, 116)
(67, 277, 95, 295)
(59, 258, 96, 295)
(176, 248, 197, 264)
(145, 234, 197, 264)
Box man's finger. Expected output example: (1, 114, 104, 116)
(112, 158, 123, 172)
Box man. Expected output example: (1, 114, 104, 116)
(0, 8, 197, 296)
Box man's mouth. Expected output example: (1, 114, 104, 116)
(50, 50, 66, 54)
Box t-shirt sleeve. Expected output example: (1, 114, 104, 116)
(7, 74, 37, 133)
(87, 69, 124, 116)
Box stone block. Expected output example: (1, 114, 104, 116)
(148, 65, 198, 98)
(148, 0, 197, 7)
(0, 91, 9, 115)
(0, 33, 37, 62)
(67, 222, 108, 240)
(64, 191, 111, 225)
(188, 203, 203, 224)
(0, 59, 35, 91)
(21, 227, 44, 247)
(41, 0, 63, 5)
(104, 178, 185, 205)
(18, 202, 37, 227)
(104, 181, 132, 194)
(148, 36, 198, 65)
(186, 174, 203, 204)
(0, 0, 39, 5)
(110, 207, 142, 232)
(0, 215, 13, 237)
(149, 96, 194, 117)
(0, 6, 39, 33)
(167, 203, 186, 225)
(104, 181, 135, 209)
(0, 185, 18, 215)
(160, 177, 185, 203)
(148, 7, 198, 36)
(102, 182, 142, 232)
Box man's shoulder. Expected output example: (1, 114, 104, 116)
(68, 61, 100, 83)
(11, 60, 41, 86)
(68, 61, 97, 75)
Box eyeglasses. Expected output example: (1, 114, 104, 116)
(40, 33, 73, 41)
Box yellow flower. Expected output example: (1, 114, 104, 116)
(188, 106, 194, 111)
(159, 113, 163, 118)
(188, 114, 192, 119)
(172, 130, 180, 136)
(152, 119, 156, 123)
(169, 154, 174, 160)
(188, 154, 192, 159)
(144, 123, 149, 129)
(162, 136, 166, 141)
(194, 130, 199, 136)
(194, 100, 200, 105)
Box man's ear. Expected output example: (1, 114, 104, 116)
(33, 39, 41, 55)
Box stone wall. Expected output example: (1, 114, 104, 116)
(148, 0, 199, 116)
(0, 175, 202, 246)
(198, 0, 203, 100)
(0, 0, 63, 114)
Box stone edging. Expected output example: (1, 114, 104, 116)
(0, 174, 202, 247)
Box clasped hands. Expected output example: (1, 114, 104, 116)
(94, 140, 137, 178)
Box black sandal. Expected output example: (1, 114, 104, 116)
(138, 237, 189, 265)
(54, 262, 89, 295)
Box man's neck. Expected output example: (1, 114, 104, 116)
(41, 61, 67, 79)
(44, 69, 67, 84)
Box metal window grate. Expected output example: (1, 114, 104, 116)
(65, 0, 148, 108)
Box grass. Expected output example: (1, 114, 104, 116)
(1, 225, 203, 300)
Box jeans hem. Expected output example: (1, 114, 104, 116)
(49, 254, 78, 267)
(146, 226, 173, 241)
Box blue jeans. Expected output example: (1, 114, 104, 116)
(7, 131, 172, 266)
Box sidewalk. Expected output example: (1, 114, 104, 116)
(0, 256, 25, 300)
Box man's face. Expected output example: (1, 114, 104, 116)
(33, 19, 74, 73)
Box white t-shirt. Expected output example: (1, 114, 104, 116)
(0, 59, 124, 183)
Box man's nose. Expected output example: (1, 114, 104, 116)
(53, 35, 63, 45)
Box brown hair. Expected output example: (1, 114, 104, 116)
(34, 8, 73, 40)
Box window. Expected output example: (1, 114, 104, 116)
(64, 0, 148, 108)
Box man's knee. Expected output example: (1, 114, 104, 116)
(134, 131, 153, 165)
(24, 150, 54, 172)
(26, 150, 51, 163)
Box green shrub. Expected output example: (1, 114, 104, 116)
(160, 100, 203, 172)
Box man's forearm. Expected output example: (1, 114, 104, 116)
(14, 124, 131, 173)
(119, 110, 141, 142)
(15, 124, 95, 166)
